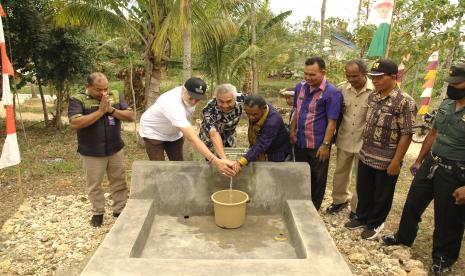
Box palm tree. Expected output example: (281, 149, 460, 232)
(197, 1, 290, 92)
(55, 0, 236, 108)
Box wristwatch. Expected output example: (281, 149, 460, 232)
(109, 107, 116, 115)
(322, 141, 330, 147)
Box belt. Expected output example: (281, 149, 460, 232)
(431, 152, 456, 169)
(428, 152, 465, 179)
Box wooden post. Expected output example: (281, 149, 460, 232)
(384, 0, 397, 59)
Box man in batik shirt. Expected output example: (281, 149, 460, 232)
(199, 84, 245, 159)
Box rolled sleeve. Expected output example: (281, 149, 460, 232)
(399, 98, 417, 135)
(326, 90, 342, 120)
(68, 97, 83, 120)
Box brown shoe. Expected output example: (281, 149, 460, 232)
(361, 223, 384, 240)
(344, 219, 366, 230)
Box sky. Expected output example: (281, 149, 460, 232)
(269, 0, 460, 29)
(269, 0, 360, 25)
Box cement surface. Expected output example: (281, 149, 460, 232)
(141, 215, 296, 259)
(81, 162, 352, 276)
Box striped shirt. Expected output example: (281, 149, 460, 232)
(293, 78, 342, 149)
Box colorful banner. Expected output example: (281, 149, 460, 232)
(417, 51, 439, 115)
(0, 4, 20, 169)
(366, 0, 394, 58)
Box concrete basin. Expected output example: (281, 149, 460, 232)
(81, 161, 351, 276)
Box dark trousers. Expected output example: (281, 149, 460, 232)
(396, 153, 465, 266)
(295, 147, 330, 210)
(143, 137, 184, 161)
(356, 161, 399, 229)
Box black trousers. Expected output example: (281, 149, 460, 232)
(356, 161, 399, 229)
(396, 153, 465, 266)
(295, 147, 330, 210)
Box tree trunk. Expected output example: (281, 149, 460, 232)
(440, 48, 455, 99)
(55, 89, 63, 130)
(30, 82, 38, 98)
(365, 0, 370, 22)
(250, 0, 258, 93)
(183, 0, 192, 82)
(146, 61, 163, 108)
(410, 63, 420, 96)
(54, 81, 66, 130)
(356, 0, 363, 29)
(440, 13, 462, 99)
(320, 0, 327, 51)
(37, 78, 49, 126)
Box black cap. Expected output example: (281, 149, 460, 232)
(184, 77, 207, 100)
(368, 59, 398, 76)
(445, 63, 465, 84)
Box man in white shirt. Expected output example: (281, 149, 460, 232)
(139, 77, 236, 176)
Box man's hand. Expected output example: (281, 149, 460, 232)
(387, 161, 401, 176)
(316, 145, 329, 162)
(232, 161, 242, 174)
(452, 186, 465, 205)
(98, 92, 112, 113)
(212, 158, 236, 177)
(409, 161, 422, 176)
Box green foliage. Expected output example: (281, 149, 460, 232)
(41, 28, 97, 91)
(197, 1, 292, 87)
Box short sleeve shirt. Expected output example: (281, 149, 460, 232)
(431, 99, 465, 161)
(68, 90, 128, 156)
(293, 79, 342, 149)
(199, 94, 245, 151)
(139, 86, 195, 141)
(335, 79, 374, 153)
(359, 88, 417, 170)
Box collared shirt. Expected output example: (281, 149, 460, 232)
(139, 86, 195, 141)
(293, 78, 342, 149)
(68, 90, 128, 157)
(199, 94, 245, 151)
(238, 104, 291, 165)
(359, 88, 416, 170)
(336, 79, 374, 153)
(431, 99, 465, 161)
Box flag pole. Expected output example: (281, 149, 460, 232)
(4, 14, 29, 146)
(384, 0, 397, 58)
(16, 164, 23, 202)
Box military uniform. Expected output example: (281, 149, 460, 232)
(394, 98, 465, 268)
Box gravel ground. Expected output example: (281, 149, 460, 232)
(0, 193, 431, 276)
(0, 137, 463, 275)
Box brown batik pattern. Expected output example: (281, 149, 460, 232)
(359, 88, 417, 170)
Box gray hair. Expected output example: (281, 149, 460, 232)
(214, 83, 237, 98)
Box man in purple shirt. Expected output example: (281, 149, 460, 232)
(290, 57, 343, 210)
(233, 94, 291, 172)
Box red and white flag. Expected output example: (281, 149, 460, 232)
(0, 4, 20, 169)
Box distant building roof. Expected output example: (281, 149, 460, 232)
(332, 33, 357, 50)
